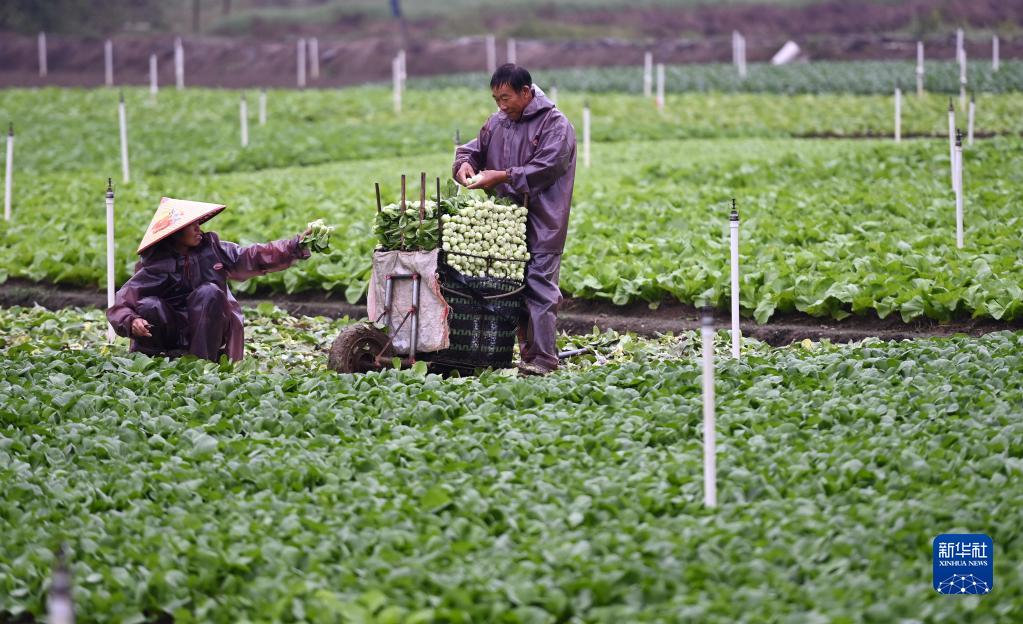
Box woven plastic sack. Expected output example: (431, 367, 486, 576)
(366, 249, 450, 354)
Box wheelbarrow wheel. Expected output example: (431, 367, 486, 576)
(328, 324, 392, 374)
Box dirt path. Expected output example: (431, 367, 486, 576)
(3, 278, 1019, 347)
(0, 0, 1018, 89)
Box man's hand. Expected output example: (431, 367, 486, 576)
(456, 162, 477, 186)
(131, 317, 153, 338)
(467, 169, 509, 190)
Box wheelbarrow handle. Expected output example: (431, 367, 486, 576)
(557, 347, 591, 360)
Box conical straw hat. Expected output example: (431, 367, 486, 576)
(137, 197, 226, 254)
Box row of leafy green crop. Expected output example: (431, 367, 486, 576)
(2, 136, 1022, 322)
(2, 305, 1021, 622)
(411, 61, 1023, 95)
(1, 88, 1021, 176)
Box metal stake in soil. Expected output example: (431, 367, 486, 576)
(955, 129, 964, 249)
(643, 51, 653, 98)
(4, 123, 12, 222)
(485, 34, 497, 75)
(47, 545, 75, 624)
(729, 200, 741, 359)
(656, 63, 665, 112)
(894, 86, 901, 143)
(702, 308, 717, 508)
(582, 103, 591, 169)
(105, 179, 116, 343)
(916, 41, 924, 96)
(239, 95, 248, 148)
(118, 91, 130, 183)
(104, 39, 114, 86)
(174, 37, 185, 89)
(38, 32, 47, 78)
(967, 93, 975, 146)
(149, 53, 158, 97)
(947, 99, 956, 191)
(296, 38, 307, 89)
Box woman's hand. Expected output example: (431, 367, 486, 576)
(131, 317, 153, 338)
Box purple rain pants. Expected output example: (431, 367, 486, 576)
(132, 282, 229, 361)
(518, 252, 563, 370)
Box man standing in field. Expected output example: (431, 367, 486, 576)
(454, 64, 577, 376)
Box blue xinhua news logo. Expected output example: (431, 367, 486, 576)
(933, 534, 993, 595)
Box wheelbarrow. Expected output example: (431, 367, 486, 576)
(326, 174, 595, 375)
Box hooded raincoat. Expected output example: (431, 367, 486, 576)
(452, 85, 576, 254)
(106, 232, 310, 361)
(452, 85, 577, 369)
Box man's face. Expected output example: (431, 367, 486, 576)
(174, 222, 203, 248)
(492, 83, 532, 121)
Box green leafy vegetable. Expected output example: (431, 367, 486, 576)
(374, 200, 439, 251)
(301, 218, 335, 253)
(0, 305, 1020, 621)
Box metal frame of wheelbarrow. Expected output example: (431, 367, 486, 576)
(372, 270, 423, 368)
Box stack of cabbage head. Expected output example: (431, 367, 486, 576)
(442, 197, 529, 280)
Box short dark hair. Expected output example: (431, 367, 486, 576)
(490, 64, 532, 92)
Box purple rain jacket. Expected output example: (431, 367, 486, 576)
(453, 85, 577, 254)
(106, 231, 310, 361)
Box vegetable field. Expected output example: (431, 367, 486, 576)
(1, 64, 1022, 622)
(1, 86, 1022, 321)
(2, 305, 1022, 621)
(413, 61, 1023, 96)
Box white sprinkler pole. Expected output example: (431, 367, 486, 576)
(392, 56, 402, 114)
(729, 201, 741, 359)
(916, 41, 924, 97)
(738, 34, 747, 79)
(38, 32, 47, 78)
(309, 37, 319, 80)
(948, 99, 956, 190)
(894, 86, 901, 143)
(993, 35, 1000, 72)
(656, 63, 665, 112)
(453, 128, 460, 160)
(643, 51, 653, 98)
(240, 95, 248, 148)
(582, 103, 591, 169)
(732, 201, 740, 358)
(956, 28, 964, 64)
(968, 94, 975, 146)
(550, 84, 558, 106)
(174, 37, 184, 90)
(507, 38, 517, 65)
(486, 34, 497, 75)
(297, 38, 307, 88)
(259, 88, 267, 125)
(959, 48, 968, 110)
(955, 129, 964, 249)
(701, 309, 717, 508)
(47, 546, 75, 624)
(118, 92, 130, 183)
(104, 39, 114, 86)
(149, 53, 158, 97)
(106, 179, 116, 343)
(398, 48, 407, 92)
(4, 124, 12, 222)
